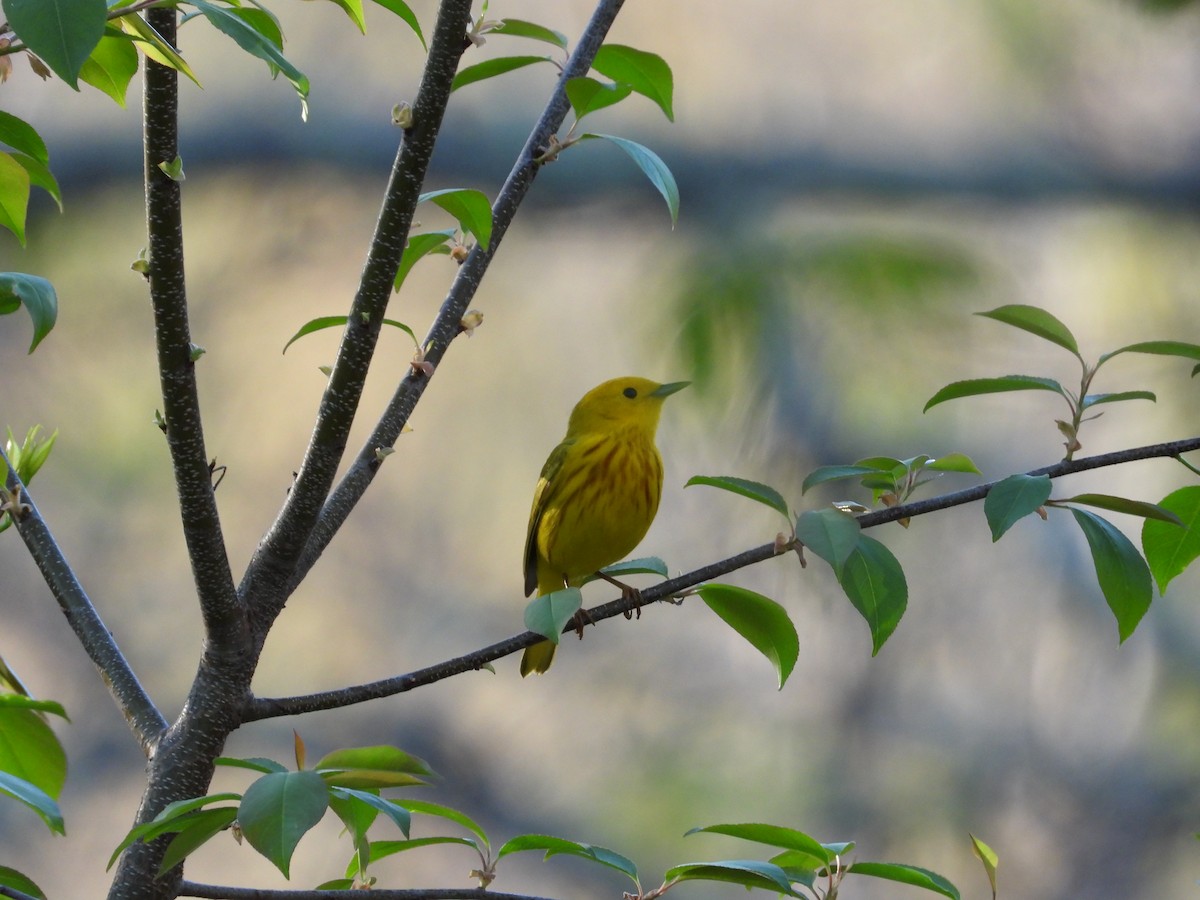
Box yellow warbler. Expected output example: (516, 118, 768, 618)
(521, 376, 688, 676)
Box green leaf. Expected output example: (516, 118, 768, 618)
(497, 834, 639, 881)
(158, 807, 238, 875)
(0, 694, 67, 719)
(592, 44, 674, 121)
(1098, 340, 1200, 366)
(1070, 508, 1153, 642)
(328, 788, 410, 836)
(108, 792, 243, 868)
(696, 584, 799, 689)
(924, 375, 1066, 412)
(2, 0, 107, 88)
(801, 465, 887, 494)
(523, 587, 582, 644)
(1057, 493, 1182, 525)
(685, 475, 790, 519)
(237, 770, 329, 878)
(215, 756, 288, 774)
(984, 473, 1051, 542)
(795, 508, 861, 575)
(1079, 390, 1155, 410)
(79, 31, 140, 105)
(0, 865, 44, 899)
(584, 555, 669, 583)
(189, 0, 309, 115)
(325, 0, 366, 33)
(494, 18, 568, 49)
(578, 133, 679, 226)
(565, 76, 634, 119)
(282, 315, 415, 354)
(1142, 485, 1200, 593)
(367, 0, 425, 50)
(976, 304, 1079, 357)
(0, 706, 67, 798)
(395, 229, 455, 291)
(400, 798, 490, 848)
(358, 836, 478, 871)
(926, 453, 981, 475)
(0, 152, 31, 246)
(685, 823, 833, 865)
(451, 55, 552, 92)
(9, 151, 62, 210)
(969, 833, 998, 899)
(664, 860, 799, 895)
(315, 745, 433, 789)
(0, 112, 49, 164)
(418, 188, 492, 249)
(0, 771, 64, 834)
(847, 861, 960, 899)
(115, 13, 200, 86)
(837, 536, 908, 655)
(0, 273, 56, 352)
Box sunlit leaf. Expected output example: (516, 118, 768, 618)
(0, 707, 66, 798)
(664, 860, 798, 895)
(565, 76, 633, 119)
(0, 153, 31, 246)
(494, 18, 567, 49)
(976, 304, 1079, 357)
(1142, 485, 1200, 593)
(1079, 390, 1155, 410)
(3, 0, 107, 88)
(395, 229, 455, 292)
(848, 861, 960, 899)
(418, 188, 492, 249)
(697, 584, 799, 689)
(282, 315, 415, 354)
(592, 43, 674, 121)
(158, 807, 238, 875)
(1098, 340, 1200, 366)
(969, 833, 998, 899)
(0, 865, 44, 899)
(368, 0, 425, 50)
(926, 453, 981, 475)
(0, 111, 49, 164)
(685, 823, 833, 865)
(497, 834, 639, 881)
(115, 13, 200, 86)
(451, 55, 552, 92)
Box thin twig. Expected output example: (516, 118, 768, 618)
(244, 434, 1200, 721)
(2, 448, 167, 753)
(291, 0, 629, 587)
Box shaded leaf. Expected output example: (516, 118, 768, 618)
(0, 706, 66, 798)
(0, 865, 44, 899)
(837, 536, 907, 655)
(1080, 390, 1155, 410)
(565, 76, 634, 119)
(592, 43, 674, 121)
(1098, 340, 1200, 366)
(924, 376, 1066, 412)
(848, 861, 960, 899)
(237, 770, 329, 878)
(316, 745, 433, 790)
(1070, 509, 1152, 642)
(3, 0, 106, 88)
(523, 587, 581, 644)
(584, 555, 668, 584)
(368, 0, 425, 50)
(401, 798, 490, 849)
(685, 823, 833, 865)
(1142, 485, 1200, 593)
(664, 860, 798, 895)
(494, 18, 567, 49)
(0, 771, 64, 834)
(578, 133, 679, 226)
(0, 153, 31, 246)
(358, 836, 478, 871)
(158, 807, 238, 875)
(984, 473, 1051, 542)
(451, 55, 551, 92)
(801, 465, 885, 494)
(0, 111, 48, 164)
(795, 508, 861, 575)
(926, 453, 981, 474)
(328, 787, 410, 836)
(282, 315, 415, 354)
(215, 756, 288, 774)
(697, 584, 799, 689)
(1057, 493, 1182, 525)
(498, 834, 638, 881)
(976, 304, 1079, 357)
(685, 475, 789, 519)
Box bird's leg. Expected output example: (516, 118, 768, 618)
(569, 606, 594, 639)
(594, 571, 645, 620)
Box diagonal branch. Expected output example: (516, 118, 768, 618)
(290, 0, 629, 587)
(143, 7, 242, 644)
(243, 435, 1200, 721)
(2, 449, 167, 753)
(238, 0, 475, 639)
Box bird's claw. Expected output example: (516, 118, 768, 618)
(570, 607, 594, 639)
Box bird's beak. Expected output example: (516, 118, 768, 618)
(651, 381, 690, 398)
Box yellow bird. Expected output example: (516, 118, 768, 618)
(521, 376, 688, 676)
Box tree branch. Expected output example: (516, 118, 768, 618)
(244, 435, 1200, 721)
(179, 884, 558, 900)
(2, 448, 167, 753)
(142, 7, 242, 644)
(290, 0, 629, 587)
(238, 0, 475, 642)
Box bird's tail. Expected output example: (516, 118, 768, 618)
(520, 640, 556, 676)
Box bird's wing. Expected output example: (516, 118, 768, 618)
(523, 438, 572, 596)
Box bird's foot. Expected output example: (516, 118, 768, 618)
(570, 607, 595, 639)
(594, 571, 644, 620)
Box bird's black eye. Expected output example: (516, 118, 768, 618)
(623, 387, 638, 399)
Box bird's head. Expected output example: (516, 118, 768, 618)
(566, 377, 689, 437)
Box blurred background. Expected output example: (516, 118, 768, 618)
(2, 0, 1200, 897)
